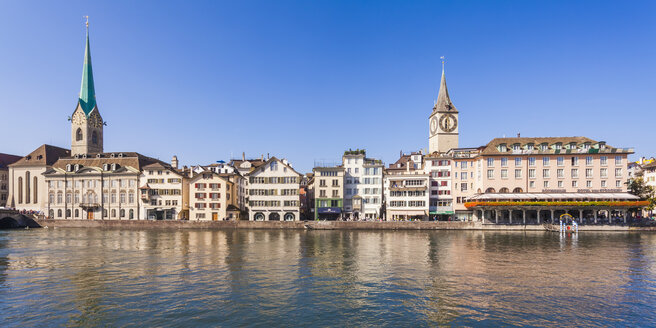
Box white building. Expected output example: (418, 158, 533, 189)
(247, 157, 301, 221)
(188, 170, 233, 221)
(139, 161, 186, 220)
(342, 150, 384, 220)
(384, 152, 430, 221)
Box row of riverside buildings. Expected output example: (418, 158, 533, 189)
(0, 25, 648, 223)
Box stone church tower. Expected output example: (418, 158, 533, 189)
(428, 62, 459, 154)
(71, 22, 104, 156)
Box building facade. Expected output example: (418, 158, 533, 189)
(384, 152, 430, 221)
(312, 166, 344, 220)
(247, 157, 301, 221)
(139, 161, 186, 220)
(423, 152, 454, 220)
(188, 171, 232, 221)
(0, 153, 22, 207)
(342, 150, 384, 220)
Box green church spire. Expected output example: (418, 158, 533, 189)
(78, 17, 96, 117)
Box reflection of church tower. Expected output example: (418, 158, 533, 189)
(428, 60, 459, 154)
(71, 20, 104, 156)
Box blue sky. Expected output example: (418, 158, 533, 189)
(1, 0, 654, 173)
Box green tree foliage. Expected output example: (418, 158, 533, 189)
(627, 177, 656, 212)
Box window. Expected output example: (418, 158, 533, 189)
(461, 172, 468, 180)
(600, 156, 607, 166)
(515, 158, 521, 166)
(543, 181, 549, 188)
(529, 181, 535, 188)
(557, 169, 564, 178)
(461, 161, 468, 169)
(270, 161, 278, 171)
(557, 157, 564, 166)
(92, 131, 98, 145)
(586, 169, 593, 178)
(601, 180, 607, 188)
(572, 181, 578, 188)
(543, 157, 550, 166)
(543, 169, 550, 178)
(586, 156, 593, 166)
(615, 168, 622, 177)
(129, 192, 134, 204)
(25, 172, 30, 203)
(487, 158, 494, 167)
(76, 128, 83, 141)
(615, 156, 622, 165)
(528, 157, 535, 167)
(586, 181, 592, 188)
(571, 157, 579, 166)
(600, 168, 608, 178)
(513, 144, 520, 151)
(558, 181, 563, 188)
(111, 192, 117, 203)
(461, 183, 467, 192)
(616, 180, 622, 188)
(501, 158, 507, 167)
(120, 192, 126, 204)
(501, 169, 508, 179)
(487, 169, 494, 179)
(515, 169, 522, 178)
(528, 169, 536, 178)
(57, 192, 62, 204)
(571, 169, 579, 178)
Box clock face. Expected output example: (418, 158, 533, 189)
(72, 111, 85, 125)
(90, 112, 103, 128)
(439, 113, 457, 133)
(430, 116, 438, 136)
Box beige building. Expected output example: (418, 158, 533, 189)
(0, 153, 22, 207)
(449, 137, 636, 223)
(384, 152, 430, 221)
(247, 157, 301, 221)
(7, 145, 70, 213)
(188, 171, 233, 221)
(423, 152, 454, 220)
(312, 165, 344, 220)
(44, 152, 168, 220)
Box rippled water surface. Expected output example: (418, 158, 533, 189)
(1, 228, 655, 327)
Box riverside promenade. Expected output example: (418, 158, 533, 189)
(34, 219, 656, 231)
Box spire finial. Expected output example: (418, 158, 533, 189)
(84, 15, 89, 28)
(440, 56, 445, 72)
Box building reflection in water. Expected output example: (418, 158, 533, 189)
(0, 228, 654, 326)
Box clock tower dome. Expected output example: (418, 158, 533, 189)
(71, 20, 104, 156)
(428, 60, 459, 154)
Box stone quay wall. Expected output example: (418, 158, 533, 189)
(32, 219, 656, 231)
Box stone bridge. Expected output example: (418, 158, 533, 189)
(0, 209, 41, 229)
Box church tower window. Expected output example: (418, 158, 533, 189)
(76, 128, 83, 141)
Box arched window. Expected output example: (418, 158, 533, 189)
(120, 209, 125, 218)
(57, 209, 62, 218)
(129, 209, 134, 220)
(499, 187, 510, 193)
(75, 209, 79, 218)
(25, 172, 30, 203)
(485, 187, 495, 193)
(513, 187, 523, 193)
(33, 176, 38, 203)
(103, 209, 108, 217)
(284, 212, 295, 221)
(66, 209, 71, 218)
(18, 177, 23, 203)
(111, 209, 116, 217)
(92, 131, 98, 145)
(269, 212, 280, 221)
(76, 128, 83, 141)
(49, 209, 54, 219)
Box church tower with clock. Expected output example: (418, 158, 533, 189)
(428, 61, 459, 154)
(71, 20, 104, 156)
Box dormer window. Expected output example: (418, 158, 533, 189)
(118, 153, 124, 158)
(37, 155, 43, 160)
(96, 153, 102, 158)
(103, 164, 109, 171)
(74, 164, 81, 171)
(540, 143, 548, 151)
(512, 144, 520, 151)
(569, 142, 577, 149)
(554, 143, 562, 150)
(583, 143, 591, 150)
(110, 153, 116, 158)
(498, 144, 507, 152)
(526, 143, 534, 150)
(270, 161, 278, 171)
(66, 164, 72, 172)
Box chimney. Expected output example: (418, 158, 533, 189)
(171, 155, 179, 169)
(242, 152, 245, 161)
(267, 153, 270, 160)
(261, 154, 264, 160)
(517, 133, 521, 138)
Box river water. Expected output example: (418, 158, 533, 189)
(0, 228, 654, 327)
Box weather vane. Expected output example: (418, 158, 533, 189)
(84, 15, 89, 28)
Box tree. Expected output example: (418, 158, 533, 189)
(627, 177, 656, 216)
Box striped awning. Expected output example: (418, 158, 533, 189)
(468, 192, 639, 201)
